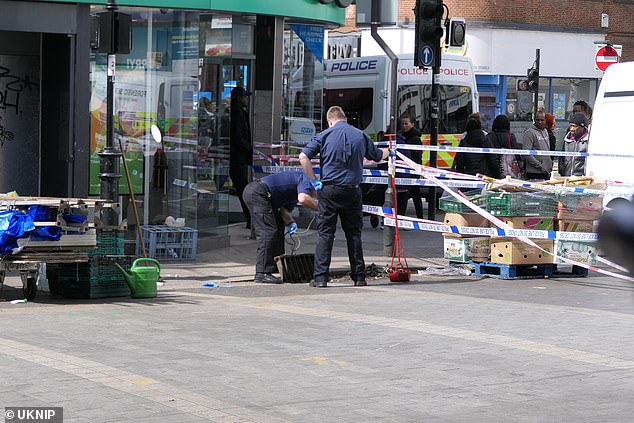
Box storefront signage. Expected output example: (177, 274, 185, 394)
(289, 24, 324, 63)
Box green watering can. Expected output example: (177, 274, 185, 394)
(115, 258, 160, 299)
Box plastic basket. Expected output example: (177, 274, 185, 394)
(439, 189, 485, 213)
(485, 191, 557, 217)
(136, 225, 198, 261)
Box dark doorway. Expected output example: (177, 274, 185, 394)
(41, 33, 73, 197)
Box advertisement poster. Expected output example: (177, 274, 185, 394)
(0, 54, 39, 195)
(204, 16, 232, 57)
(89, 66, 146, 195)
(553, 93, 566, 120)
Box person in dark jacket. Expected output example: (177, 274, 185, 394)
(454, 117, 500, 178)
(243, 171, 318, 284)
(486, 114, 523, 178)
(399, 115, 424, 219)
(230, 86, 253, 228)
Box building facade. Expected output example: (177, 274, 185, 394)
(0, 0, 347, 250)
(330, 0, 633, 138)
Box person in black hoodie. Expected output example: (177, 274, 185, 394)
(230, 86, 253, 228)
(400, 115, 424, 218)
(486, 114, 523, 178)
(454, 117, 500, 178)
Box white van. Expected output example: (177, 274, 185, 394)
(323, 54, 478, 169)
(585, 61, 634, 206)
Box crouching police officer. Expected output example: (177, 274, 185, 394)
(243, 171, 318, 283)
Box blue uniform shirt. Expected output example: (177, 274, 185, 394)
(302, 121, 383, 186)
(261, 171, 313, 211)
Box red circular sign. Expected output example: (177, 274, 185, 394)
(595, 45, 619, 72)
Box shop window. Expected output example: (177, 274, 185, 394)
(281, 25, 324, 146)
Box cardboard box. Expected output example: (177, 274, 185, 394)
(556, 219, 595, 233)
(555, 240, 597, 265)
(557, 193, 603, 220)
(443, 235, 490, 262)
(497, 217, 554, 231)
(444, 212, 489, 230)
(490, 237, 554, 265)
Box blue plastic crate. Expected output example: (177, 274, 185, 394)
(136, 225, 198, 261)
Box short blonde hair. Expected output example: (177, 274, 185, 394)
(326, 106, 347, 123)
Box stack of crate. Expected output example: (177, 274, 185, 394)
(554, 186, 604, 267)
(485, 191, 558, 265)
(50, 229, 133, 298)
(439, 190, 491, 263)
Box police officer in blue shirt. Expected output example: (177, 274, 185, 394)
(299, 106, 391, 287)
(243, 171, 318, 283)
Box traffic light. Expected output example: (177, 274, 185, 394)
(527, 67, 539, 93)
(414, 0, 444, 68)
(446, 18, 466, 47)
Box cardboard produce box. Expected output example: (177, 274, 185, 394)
(443, 212, 489, 237)
(497, 216, 554, 231)
(490, 237, 554, 265)
(443, 234, 490, 262)
(555, 240, 597, 265)
(557, 192, 603, 220)
(556, 219, 596, 233)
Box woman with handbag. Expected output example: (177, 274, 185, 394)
(486, 114, 524, 179)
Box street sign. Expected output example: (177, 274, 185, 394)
(420, 46, 433, 67)
(595, 45, 619, 72)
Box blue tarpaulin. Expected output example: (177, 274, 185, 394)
(0, 210, 35, 254)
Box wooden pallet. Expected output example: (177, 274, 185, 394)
(552, 265, 589, 278)
(472, 262, 555, 279)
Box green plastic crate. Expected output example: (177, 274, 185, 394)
(438, 190, 486, 213)
(485, 191, 557, 217)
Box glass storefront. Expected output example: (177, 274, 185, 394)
(504, 76, 597, 145)
(281, 24, 324, 151)
(89, 7, 258, 248)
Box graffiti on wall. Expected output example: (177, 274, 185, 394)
(0, 55, 40, 194)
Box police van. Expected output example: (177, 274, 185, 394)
(323, 53, 479, 169)
(585, 61, 634, 206)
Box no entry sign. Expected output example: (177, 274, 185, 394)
(595, 45, 619, 72)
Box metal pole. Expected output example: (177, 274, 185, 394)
(533, 48, 540, 116)
(98, 0, 121, 227)
(428, 64, 439, 221)
(370, 0, 399, 256)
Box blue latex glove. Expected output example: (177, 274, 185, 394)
(388, 149, 397, 157)
(311, 178, 323, 191)
(287, 222, 298, 235)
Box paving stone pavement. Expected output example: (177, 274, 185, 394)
(1, 219, 634, 422)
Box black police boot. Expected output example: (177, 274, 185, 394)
(254, 273, 282, 284)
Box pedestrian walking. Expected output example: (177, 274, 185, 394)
(230, 86, 253, 228)
(558, 113, 589, 177)
(299, 106, 391, 288)
(242, 171, 318, 284)
(521, 110, 552, 180)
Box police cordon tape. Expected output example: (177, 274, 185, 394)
(252, 165, 628, 195)
(362, 205, 597, 241)
(393, 150, 634, 282)
(380, 142, 634, 159)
